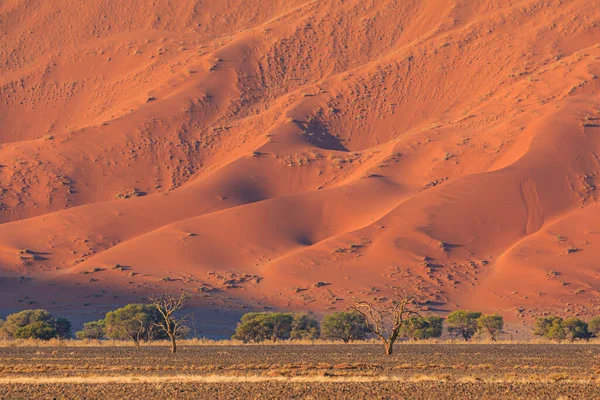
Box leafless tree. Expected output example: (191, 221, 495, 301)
(150, 292, 190, 353)
(351, 288, 421, 355)
(130, 316, 147, 350)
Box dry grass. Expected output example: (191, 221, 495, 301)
(0, 337, 598, 348)
(1, 374, 599, 385)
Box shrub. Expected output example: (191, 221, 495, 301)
(446, 310, 482, 341)
(76, 320, 106, 340)
(232, 312, 294, 343)
(563, 317, 591, 341)
(321, 311, 369, 342)
(588, 316, 600, 337)
(400, 316, 443, 340)
(290, 313, 320, 340)
(0, 310, 72, 340)
(477, 314, 504, 341)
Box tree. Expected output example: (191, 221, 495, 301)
(290, 313, 320, 340)
(232, 313, 270, 342)
(563, 317, 591, 342)
(400, 316, 443, 340)
(55, 317, 73, 339)
(150, 293, 190, 353)
(321, 311, 369, 343)
(446, 311, 482, 341)
(264, 313, 294, 342)
(533, 316, 563, 338)
(351, 289, 421, 355)
(76, 320, 106, 340)
(546, 319, 566, 341)
(0, 310, 71, 340)
(104, 304, 159, 348)
(588, 316, 600, 337)
(477, 314, 504, 341)
(232, 312, 293, 343)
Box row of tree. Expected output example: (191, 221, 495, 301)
(3, 289, 600, 357)
(0, 294, 189, 353)
(231, 310, 500, 343)
(534, 316, 600, 341)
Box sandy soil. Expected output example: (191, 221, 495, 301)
(1, 0, 600, 334)
(1, 344, 600, 399)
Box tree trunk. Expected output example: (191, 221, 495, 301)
(384, 341, 393, 355)
(170, 334, 177, 353)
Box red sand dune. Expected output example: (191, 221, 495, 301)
(1, 0, 600, 335)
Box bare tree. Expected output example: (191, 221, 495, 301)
(351, 288, 421, 355)
(150, 292, 190, 353)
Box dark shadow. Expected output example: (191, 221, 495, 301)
(296, 118, 348, 152)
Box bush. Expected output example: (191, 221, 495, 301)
(0, 310, 72, 340)
(290, 313, 320, 340)
(321, 311, 369, 342)
(563, 317, 591, 341)
(477, 314, 504, 341)
(446, 310, 482, 341)
(232, 312, 294, 343)
(76, 320, 106, 340)
(400, 316, 443, 340)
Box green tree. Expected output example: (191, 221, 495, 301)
(76, 320, 106, 340)
(588, 316, 600, 337)
(563, 317, 591, 342)
(14, 321, 57, 340)
(55, 317, 72, 339)
(446, 310, 482, 341)
(0, 310, 71, 340)
(232, 312, 294, 343)
(477, 314, 504, 341)
(104, 304, 162, 348)
(290, 313, 320, 340)
(533, 316, 563, 337)
(321, 311, 369, 343)
(400, 316, 443, 340)
(232, 313, 270, 342)
(546, 318, 566, 341)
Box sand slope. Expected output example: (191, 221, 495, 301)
(1, 0, 600, 333)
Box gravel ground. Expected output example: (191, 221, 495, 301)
(1, 344, 599, 399)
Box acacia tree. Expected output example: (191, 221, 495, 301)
(150, 292, 190, 353)
(446, 310, 482, 341)
(477, 314, 503, 341)
(351, 289, 421, 355)
(321, 311, 369, 343)
(104, 304, 156, 349)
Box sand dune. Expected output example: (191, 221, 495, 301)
(1, 0, 600, 334)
